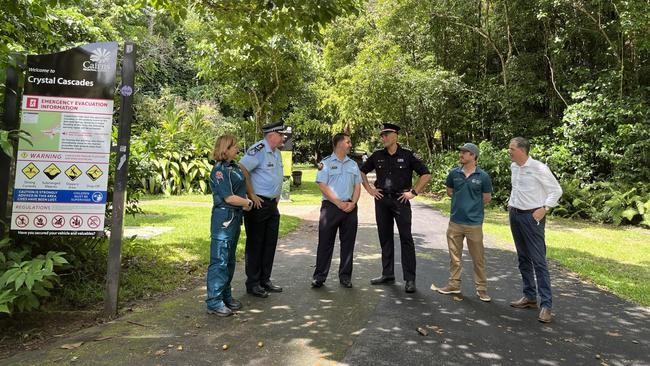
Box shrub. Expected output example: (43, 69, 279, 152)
(0, 233, 69, 314)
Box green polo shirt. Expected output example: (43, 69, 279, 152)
(445, 166, 493, 225)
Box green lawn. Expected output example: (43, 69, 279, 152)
(141, 167, 323, 205)
(282, 167, 322, 205)
(56, 198, 301, 308)
(418, 196, 650, 306)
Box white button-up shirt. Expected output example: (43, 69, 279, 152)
(508, 157, 562, 210)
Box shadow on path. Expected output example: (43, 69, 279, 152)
(3, 196, 649, 365)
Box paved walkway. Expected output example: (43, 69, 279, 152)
(4, 192, 650, 365)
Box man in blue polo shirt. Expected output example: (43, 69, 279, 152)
(436, 143, 493, 302)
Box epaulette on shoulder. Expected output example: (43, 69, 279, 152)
(247, 143, 265, 156)
(318, 155, 331, 171)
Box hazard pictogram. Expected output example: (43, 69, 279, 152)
(65, 164, 82, 181)
(44, 163, 61, 180)
(52, 215, 65, 228)
(86, 165, 103, 181)
(15, 215, 29, 228)
(70, 215, 83, 228)
(34, 215, 47, 228)
(87, 216, 101, 229)
(22, 162, 40, 179)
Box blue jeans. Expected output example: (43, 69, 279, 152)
(509, 210, 552, 309)
(206, 207, 242, 310)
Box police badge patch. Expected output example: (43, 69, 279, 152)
(215, 171, 224, 181)
(247, 143, 265, 156)
(317, 162, 324, 170)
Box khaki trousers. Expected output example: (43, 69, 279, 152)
(446, 221, 487, 291)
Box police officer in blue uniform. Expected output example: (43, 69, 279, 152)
(206, 134, 253, 317)
(239, 122, 287, 298)
(360, 123, 432, 293)
(311, 133, 361, 289)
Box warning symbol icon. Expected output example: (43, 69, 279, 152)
(44, 163, 61, 180)
(65, 164, 82, 181)
(86, 165, 103, 181)
(22, 162, 40, 179)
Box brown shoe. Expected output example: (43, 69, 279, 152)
(476, 290, 491, 302)
(437, 285, 461, 295)
(510, 297, 538, 309)
(538, 307, 552, 323)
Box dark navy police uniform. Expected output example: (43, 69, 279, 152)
(360, 145, 430, 281)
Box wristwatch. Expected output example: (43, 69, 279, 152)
(410, 189, 418, 196)
(543, 205, 550, 212)
(247, 200, 253, 209)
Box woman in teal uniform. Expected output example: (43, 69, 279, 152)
(206, 134, 253, 316)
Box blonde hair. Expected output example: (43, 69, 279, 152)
(212, 134, 237, 161)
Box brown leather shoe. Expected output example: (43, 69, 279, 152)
(538, 307, 552, 323)
(476, 290, 491, 302)
(510, 296, 538, 309)
(437, 285, 461, 295)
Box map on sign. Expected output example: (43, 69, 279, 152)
(65, 164, 82, 181)
(10, 42, 118, 235)
(43, 163, 62, 180)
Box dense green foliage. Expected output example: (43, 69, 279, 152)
(1, 0, 649, 314)
(316, 0, 650, 226)
(0, 0, 359, 314)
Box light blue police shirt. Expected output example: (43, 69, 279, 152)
(239, 138, 284, 199)
(315, 154, 361, 202)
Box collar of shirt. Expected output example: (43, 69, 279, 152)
(334, 154, 351, 163)
(263, 138, 274, 154)
(511, 157, 534, 171)
(454, 165, 482, 176)
(382, 145, 404, 157)
(224, 159, 238, 167)
(515, 156, 532, 168)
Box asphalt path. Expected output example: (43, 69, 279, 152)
(4, 191, 649, 365)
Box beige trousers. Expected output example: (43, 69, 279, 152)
(446, 221, 487, 291)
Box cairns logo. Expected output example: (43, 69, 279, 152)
(82, 48, 112, 72)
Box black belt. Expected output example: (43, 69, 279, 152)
(508, 206, 540, 214)
(381, 191, 408, 198)
(257, 195, 275, 201)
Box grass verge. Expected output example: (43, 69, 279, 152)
(55, 199, 301, 308)
(282, 167, 322, 205)
(141, 168, 322, 205)
(418, 196, 650, 306)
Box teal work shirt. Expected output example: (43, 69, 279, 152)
(239, 138, 284, 199)
(445, 166, 493, 225)
(315, 154, 361, 202)
(209, 160, 248, 209)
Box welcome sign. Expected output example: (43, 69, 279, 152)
(11, 42, 118, 235)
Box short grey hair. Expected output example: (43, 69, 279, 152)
(510, 136, 530, 155)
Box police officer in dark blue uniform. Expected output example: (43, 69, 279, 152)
(311, 133, 362, 289)
(360, 123, 432, 293)
(239, 122, 287, 298)
(206, 134, 253, 317)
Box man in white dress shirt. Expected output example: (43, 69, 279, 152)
(507, 137, 562, 323)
